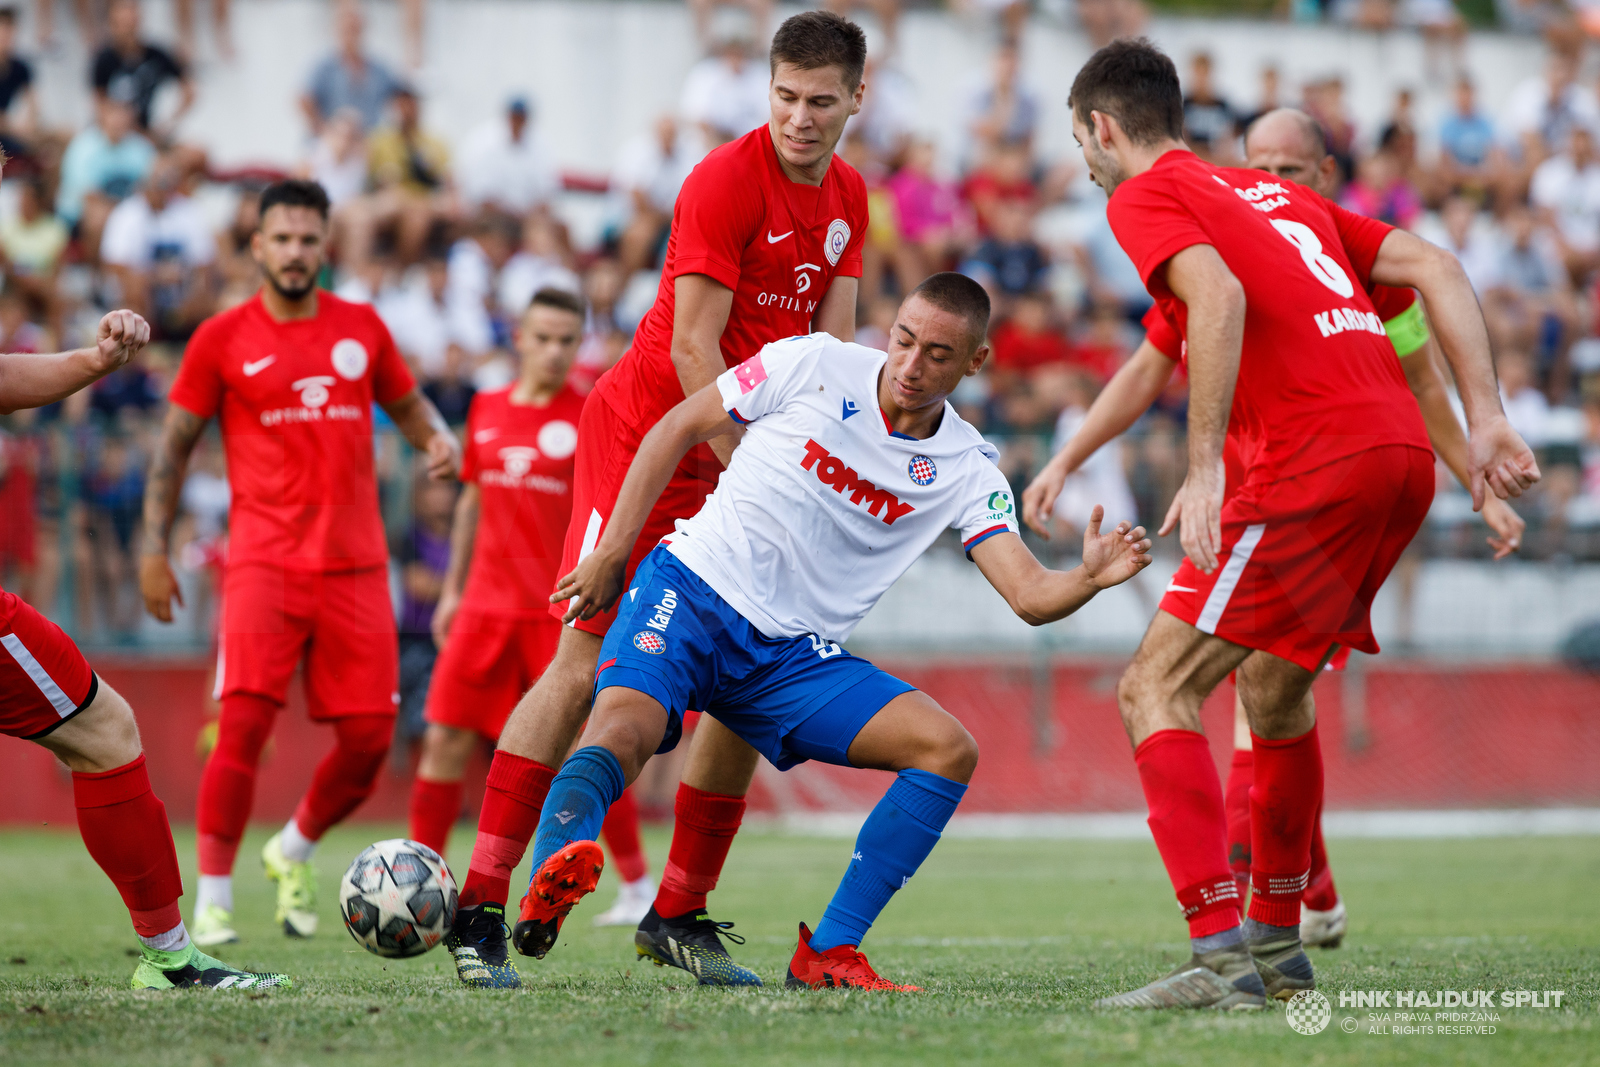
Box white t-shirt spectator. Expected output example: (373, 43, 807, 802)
(307, 136, 368, 207)
(100, 193, 216, 271)
(458, 119, 560, 215)
(679, 55, 768, 140)
(376, 272, 455, 378)
(497, 253, 581, 322)
(1502, 76, 1600, 152)
(1418, 216, 1502, 295)
(1501, 383, 1551, 449)
(611, 123, 705, 218)
(1530, 152, 1600, 253)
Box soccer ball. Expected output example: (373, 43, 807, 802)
(339, 839, 458, 958)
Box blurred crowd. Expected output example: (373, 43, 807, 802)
(0, 0, 1598, 651)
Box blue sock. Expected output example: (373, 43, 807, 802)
(528, 746, 624, 877)
(810, 768, 967, 953)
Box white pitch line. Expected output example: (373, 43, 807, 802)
(753, 809, 1600, 840)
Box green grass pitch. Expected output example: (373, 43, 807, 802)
(1, 825, 1595, 1066)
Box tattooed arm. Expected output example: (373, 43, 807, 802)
(138, 404, 208, 622)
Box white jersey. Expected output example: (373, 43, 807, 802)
(663, 333, 1019, 643)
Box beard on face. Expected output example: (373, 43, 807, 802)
(265, 260, 318, 301)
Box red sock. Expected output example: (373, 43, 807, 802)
(458, 751, 556, 909)
(74, 754, 185, 938)
(1302, 803, 1340, 911)
(291, 715, 392, 840)
(1248, 724, 1323, 926)
(1224, 748, 1253, 899)
(196, 693, 279, 876)
(601, 786, 649, 883)
(653, 784, 745, 919)
(1134, 729, 1240, 938)
(408, 777, 463, 859)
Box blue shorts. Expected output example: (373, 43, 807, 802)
(594, 546, 914, 771)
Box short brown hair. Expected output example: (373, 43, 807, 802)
(528, 287, 585, 319)
(770, 10, 867, 91)
(908, 272, 990, 345)
(1068, 38, 1184, 147)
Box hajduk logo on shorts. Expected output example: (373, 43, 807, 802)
(633, 631, 666, 655)
(908, 455, 937, 486)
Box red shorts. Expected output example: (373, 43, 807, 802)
(216, 563, 398, 720)
(0, 592, 97, 739)
(424, 609, 561, 738)
(553, 393, 719, 636)
(1160, 445, 1434, 673)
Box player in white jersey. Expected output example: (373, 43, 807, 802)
(506, 274, 1154, 990)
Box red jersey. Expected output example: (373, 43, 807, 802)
(168, 291, 416, 572)
(458, 384, 585, 617)
(1109, 150, 1428, 483)
(595, 126, 868, 469)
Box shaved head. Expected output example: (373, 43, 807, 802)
(1244, 107, 1339, 197)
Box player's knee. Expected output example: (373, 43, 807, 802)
(907, 719, 978, 784)
(335, 715, 394, 757)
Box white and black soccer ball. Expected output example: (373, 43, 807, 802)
(339, 839, 458, 958)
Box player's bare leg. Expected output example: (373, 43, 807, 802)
(407, 723, 479, 857)
(635, 717, 763, 983)
(445, 626, 603, 989)
(1097, 611, 1265, 1009)
(38, 684, 290, 991)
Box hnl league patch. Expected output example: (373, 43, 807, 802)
(908, 455, 937, 486)
(633, 631, 666, 655)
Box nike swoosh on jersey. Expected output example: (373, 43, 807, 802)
(1165, 581, 1198, 593)
(766, 230, 794, 243)
(474, 428, 500, 443)
(242, 355, 276, 376)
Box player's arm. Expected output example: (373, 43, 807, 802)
(670, 273, 742, 468)
(0, 309, 150, 414)
(431, 482, 480, 650)
(1160, 244, 1244, 574)
(1022, 339, 1176, 537)
(380, 387, 462, 481)
(138, 402, 209, 623)
(1400, 334, 1525, 559)
(972, 506, 1152, 624)
(552, 383, 735, 623)
(812, 276, 859, 342)
(1365, 228, 1539, 505)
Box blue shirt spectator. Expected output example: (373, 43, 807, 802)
(1439, 77, 1496, 168)
(300, 2, 400, 134)
(55, 98, 155, 225)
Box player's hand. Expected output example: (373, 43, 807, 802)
(1160, 459, 1225, 574)
(1081, 505, 1153, 590)
(1467, 415, 1539, 508)
(138, 552, 184, 623)
(551, 546, 627, 624)
(1022, 460, 1069, 539)
(431, 587, 460, 650)
(1481, 494, 1525, 561)
(93, 309, 151, 373)
(424, 430, 462, 481)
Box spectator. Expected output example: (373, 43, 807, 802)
(0, 176, 67, 337)
(362, 85, 454, 266)
(395, 474, 457, 742)
(173, 0, 234, 62)
(55, 93, 156, 259)
(0, 286, 44, 353)
(679, 19, 769, 146)
(375, 248, 454, 379)
(1070, 300, 1134, 384)
(1497, 348, 1551, 447)
(1303, 76, 1357, 182)
(611, 115, 705, 274)
(1440, 75, 1497, 171)
(80, 433, 145, 640)
(1239, 65, 1281, 134)
(0, 417, 38, 601)
(1075, 0, 1148, 50)
(92, 0, 194, 142)
(988, 291, 1073, 378)
(965, 41, 1040, 163)
(1182, 52, 1238, 165)
(960, 198, 1047, 305)
(1049, 372, 1139, 538)
(446, 212, 520, 355)
(1503, 47, 1598, 168)
(0, 7, 38, 162)
(1530, 124, 1600, 276)
(214, 185, 265, 308)
(1423, 194, 1503, 294)
(1485, 204, 1578, 389)
(843, 53, 915, 160)
(497, 213, 581, 324)
(884, 138, 969, 287)
(570, 257, 629, 394)
(1340, 127, 1423, 229)
(301, 0, 401, 136)
(458, 96, 560, 219)
(302, 108, 368, 209)
(962, 138, 1036, 236)
(99, 152, 218, 341)
(421, 340, 475, 427)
